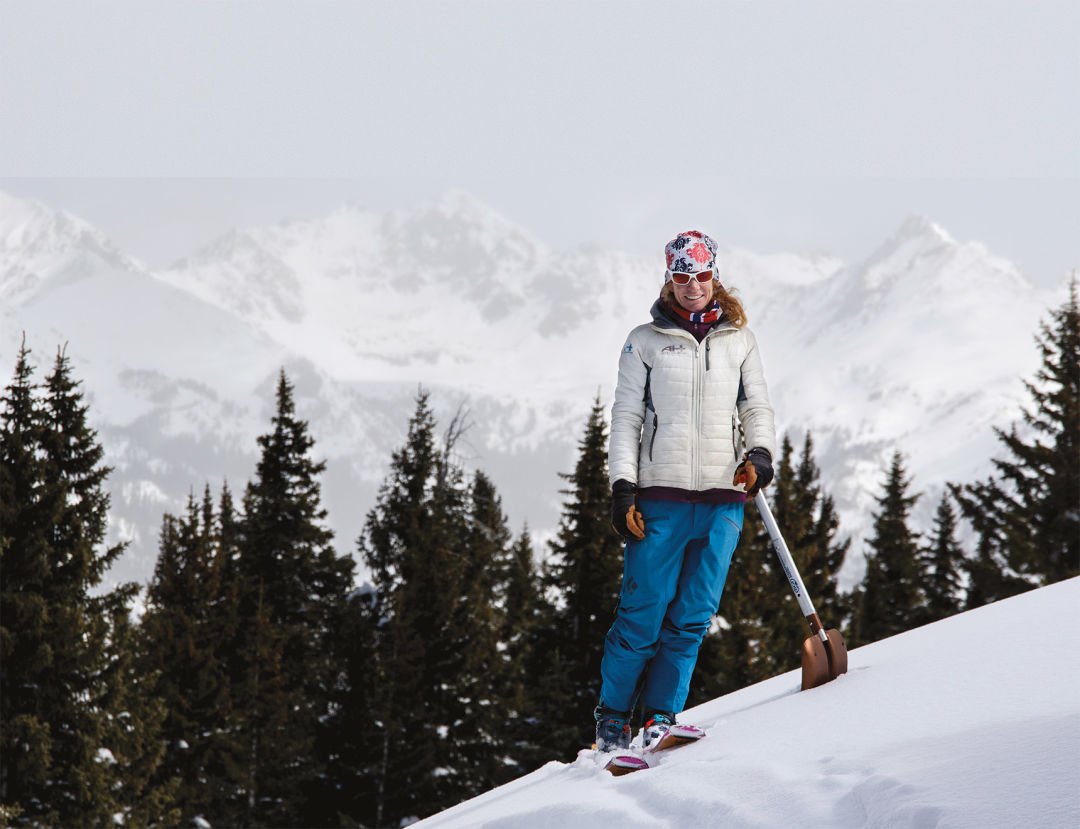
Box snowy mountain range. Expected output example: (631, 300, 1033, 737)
(0, 188, 1068, 591)
(416, 577, 1080, 828)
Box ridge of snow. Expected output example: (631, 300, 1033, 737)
(418, 578, 1080, 829)
(0, 191, 142, 305)
(0, 189, 1066, 592)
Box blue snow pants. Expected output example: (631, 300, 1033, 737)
(599, 499, 743, 715)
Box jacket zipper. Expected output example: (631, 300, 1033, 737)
(647, 324, 730, 491)
(692, 344, 703, 490)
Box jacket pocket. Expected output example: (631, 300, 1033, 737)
(649, 413, 659, 461)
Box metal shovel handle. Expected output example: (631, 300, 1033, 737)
(753, 491, 828, 642)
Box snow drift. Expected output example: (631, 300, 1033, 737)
(418, 578, 1080, 828)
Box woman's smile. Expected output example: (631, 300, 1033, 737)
(673, 280, 712, 312)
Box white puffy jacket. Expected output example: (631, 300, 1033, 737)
(608, 302, 778, 492)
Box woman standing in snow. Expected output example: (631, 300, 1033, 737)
(595, 230, 778, 752)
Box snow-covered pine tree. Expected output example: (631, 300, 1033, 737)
(952, 278, 1080, 605)
(850, 451, 924, 646)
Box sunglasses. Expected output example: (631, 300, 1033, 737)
(670, 270, 715, 285)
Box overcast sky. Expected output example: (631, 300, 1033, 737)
(2, 1, 1077, 285)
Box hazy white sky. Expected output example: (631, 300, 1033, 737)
(2, 0, 1077, 284)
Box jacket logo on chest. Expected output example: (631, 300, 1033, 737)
(661, 344, 688, 354)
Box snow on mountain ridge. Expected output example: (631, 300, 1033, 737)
(151, 198, 1060, 588)
(849, 212, 1029, 302)
(159, 196, 648, 395)
(0, 188, 1063, 593)
(766, 220, 1048, 584)
(0, 191, 141, 306)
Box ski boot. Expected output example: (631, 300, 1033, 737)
(594, 705, 632, 752)
(642, 710, 676, 749)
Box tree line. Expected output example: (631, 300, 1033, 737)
(2, 282, 1076, 827)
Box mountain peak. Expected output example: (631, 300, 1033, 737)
(850, 213, 960, 293)
(401, 189, 543, 249)
(893, 213, 954, 247)
(0, 190, 139, 304)
(1, 190, 96, 248)
(430, 187, 495, 216)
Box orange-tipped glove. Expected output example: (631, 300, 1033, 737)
(611, 479, 645, 541)
(733, 448, 774, 497)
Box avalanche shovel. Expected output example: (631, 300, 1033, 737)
(753, 491, 848, 690)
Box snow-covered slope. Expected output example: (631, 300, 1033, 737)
(0, 189, 1066, 589)
(418, 577, 1080, 829)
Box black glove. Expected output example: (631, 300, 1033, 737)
(733, 447, 774, 497)
(610, 479, 645, 541)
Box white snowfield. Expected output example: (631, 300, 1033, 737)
(418, 578, 1080, 828)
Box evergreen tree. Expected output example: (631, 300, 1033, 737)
(535, 397, 624, 755)
(754, 433, 849, 683)
(0, 342, 54, 814)
(920, 494, 965, 623)
(748, 434, 809, 683)
(98, 596, 181, 828)
(233, 370, 355, 826)
(851, 451, 923, 646)
(499, 525, 547, 774)
(692, 432, 848, 701)
(1, 341, 52, 811)
(140, 488, 240, 825)
(355, 391, 441, 828)
(952, 279, 1080, 604)
(456, 470, 515, 787)
(206, 482, 248, 820)
(1, 344, 173, 824)
(349, 391, 510, 827)
(313, 585, 380, 828)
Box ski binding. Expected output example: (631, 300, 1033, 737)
(603, 723, 706, 776)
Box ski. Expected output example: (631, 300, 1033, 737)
(604, 754, 650, 775)
(647, 722, 706, 752)
(602, 723, 706, 776)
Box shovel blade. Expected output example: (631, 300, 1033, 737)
(801, 636, 831, 690)
(801, 629, 848, 690)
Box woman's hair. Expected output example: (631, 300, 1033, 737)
(661, 280, 747, 328)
